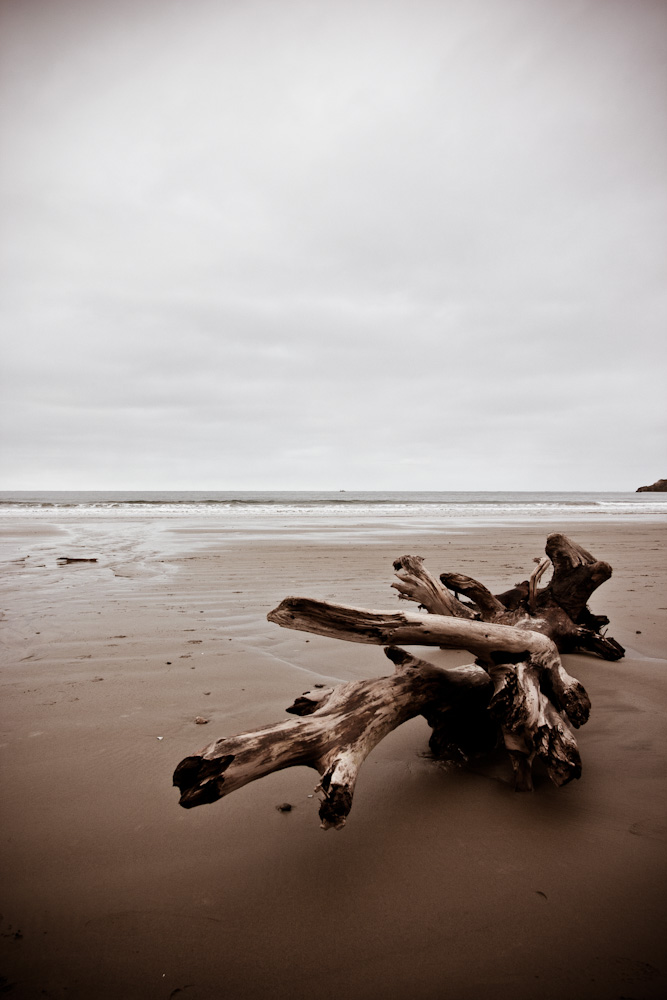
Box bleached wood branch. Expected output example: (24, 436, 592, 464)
(174, 647, 491, 829)
(267, 597, 590, 727)
(391, 554, 477, 618)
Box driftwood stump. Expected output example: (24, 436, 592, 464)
(174, 533, 622, 829)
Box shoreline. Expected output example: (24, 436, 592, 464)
(1, 517, 666, 998)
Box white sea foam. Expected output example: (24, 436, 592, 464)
(1, 489, 666, 524)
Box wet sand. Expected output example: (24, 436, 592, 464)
(1, 517, 666, 999)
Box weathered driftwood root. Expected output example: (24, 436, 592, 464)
(174, 601, 591, 829)
(174, 534, 620, 829)
(393, 533, 624, 660)
(173, 647, 491, 829)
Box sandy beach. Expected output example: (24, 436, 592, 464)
(1, 516, 666, 999)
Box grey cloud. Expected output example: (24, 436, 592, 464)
(1, 0, 666, 489)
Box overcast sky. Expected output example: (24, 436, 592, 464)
(1, 0, 665, 491)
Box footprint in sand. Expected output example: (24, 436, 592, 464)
(615, 957, 660, 982)
(628, 819, 667, 842)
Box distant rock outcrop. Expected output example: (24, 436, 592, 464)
(636, 478, 667, 492)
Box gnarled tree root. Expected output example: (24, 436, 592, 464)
(174, 534, 621, 830)
(176, 602, 590, 828)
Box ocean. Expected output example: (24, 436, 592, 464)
(0, 490, 665, 520)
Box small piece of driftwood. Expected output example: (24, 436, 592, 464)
(173, 534, 621, 830)
(57, 557, 98, 564)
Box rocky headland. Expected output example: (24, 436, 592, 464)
(637, 478, 667, 492)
